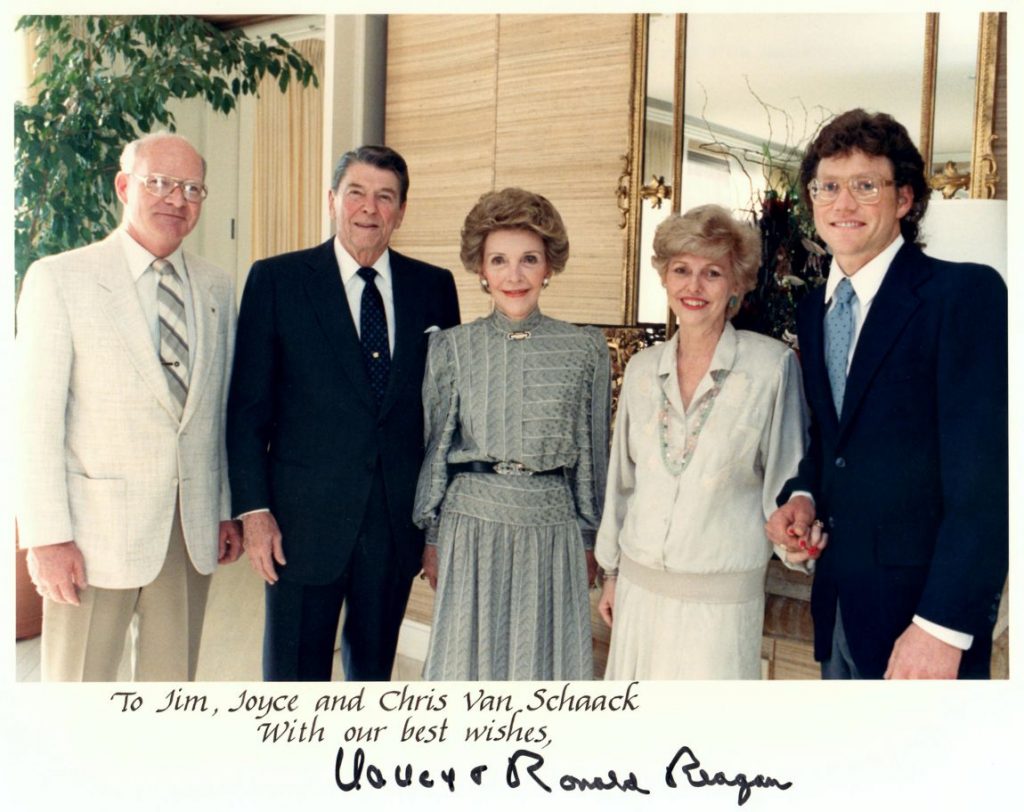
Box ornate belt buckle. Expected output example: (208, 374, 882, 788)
(493, 461, 531, 476)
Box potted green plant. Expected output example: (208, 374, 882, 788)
(15, 14, 318, 295)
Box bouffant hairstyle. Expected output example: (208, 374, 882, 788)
(652, 205, 761, 320)
(460, 188, 570, 274)
(798, 108, 929, 244)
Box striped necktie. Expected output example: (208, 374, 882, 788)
(153, 258, 189, 416)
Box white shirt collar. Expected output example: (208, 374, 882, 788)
(334, 238, 392, 285)
(824, 234, 903, 308)
(118, 228, 187, 283)
(657, 321, 738, 377)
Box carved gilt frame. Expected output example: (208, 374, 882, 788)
(969, 12, 1000, 199)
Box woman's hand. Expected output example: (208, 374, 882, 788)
(585, 550, 598, 587)
(420, 544, 439, 590)
(785, 519, 829, 565)
(598, 577, 616, 628)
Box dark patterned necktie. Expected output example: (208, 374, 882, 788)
(825, 277, 856, 415)
(357, 266, 390, 404)
(153, 258, 189, 417)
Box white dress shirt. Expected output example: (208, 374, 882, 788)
(335, 239, 396, 352)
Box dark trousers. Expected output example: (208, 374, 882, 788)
(820, 603, 862, 680)
(262, 469, 413, 681)
(821, 601, 992, 680)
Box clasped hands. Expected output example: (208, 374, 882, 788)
(765, 494, 829, 565)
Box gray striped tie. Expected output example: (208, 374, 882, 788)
(153, 258, 189, 416)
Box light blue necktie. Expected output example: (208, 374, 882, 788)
(825, 277, 856, 415)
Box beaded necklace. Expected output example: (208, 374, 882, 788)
(657, 368, 729, 475)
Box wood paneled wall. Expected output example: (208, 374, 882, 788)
(386, 14, 635, 325)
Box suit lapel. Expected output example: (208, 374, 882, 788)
(799, 287, 840, 435)
(97, 241, 181, 420)
(303, 240, 377, 410)
(838, 244, 925, 439)
(180, 255, 218, 428)
(379, 252, 420, 418)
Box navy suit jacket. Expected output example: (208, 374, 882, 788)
(781, 242, 1007, 678)
(226, 241, 460, 584)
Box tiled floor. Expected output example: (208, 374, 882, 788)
(15, 560, 424, 682)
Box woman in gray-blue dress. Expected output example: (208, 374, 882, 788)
(413, 188, 610, 680)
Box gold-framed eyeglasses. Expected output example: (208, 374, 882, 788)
(132, 173, 208, 203)
(808, 175, 895, 205)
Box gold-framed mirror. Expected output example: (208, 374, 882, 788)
(624, 11, 1005, 324)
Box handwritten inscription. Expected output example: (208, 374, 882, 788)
(105, 685, 795, 804)
(334, 745, 790, 804)
(666, 745, 792, 806)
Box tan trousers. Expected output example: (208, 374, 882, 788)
(41, 509, 211, 682)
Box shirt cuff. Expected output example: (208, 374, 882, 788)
(790, 491, 816, 507)
(236, 508, 270, 520)
(913, 615, 973, 650)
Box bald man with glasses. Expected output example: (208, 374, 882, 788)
(766, 109, 1007, 680)
(16, 132, 242, 681)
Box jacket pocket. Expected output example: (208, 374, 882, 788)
(67, 473, 127, 571)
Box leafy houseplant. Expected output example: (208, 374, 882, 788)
(692, 85, 828, 344)
(14, 15, 319, 295)
(733, 184, 827, 344)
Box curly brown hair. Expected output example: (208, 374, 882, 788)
(460, 188, 570, 274)
(799, 109, 929, 245)
(652, 205, 761, 320)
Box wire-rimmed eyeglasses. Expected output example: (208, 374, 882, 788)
(808, 175, 896, 205)
(132, 173, 208, 203)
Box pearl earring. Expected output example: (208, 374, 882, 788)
(542, 277, 550, 288)
(480, 277, 490, 292)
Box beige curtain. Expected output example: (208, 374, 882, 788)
(250, 38, 324, 261)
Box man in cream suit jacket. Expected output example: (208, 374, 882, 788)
(16, 132, 242, 681)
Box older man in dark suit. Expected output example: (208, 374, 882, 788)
(227, 145, 460, 681)
(766, 110, 1007, 679)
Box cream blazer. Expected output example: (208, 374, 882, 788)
(15, 231, 235, 588)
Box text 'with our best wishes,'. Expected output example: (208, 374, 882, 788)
(108, 682, 791, 806)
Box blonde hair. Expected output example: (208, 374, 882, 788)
(652, 205, 761, 319)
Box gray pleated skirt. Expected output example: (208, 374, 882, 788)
(423, 472, 594, 681)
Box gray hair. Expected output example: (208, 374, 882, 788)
(331, 145, 410, 203)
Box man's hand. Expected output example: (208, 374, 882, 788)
(218, 520, 244, 564)
(241, 511, 286, 584)
(597, 577, 616, 628)
(421, 545, 438, 591)
(884, 623, 963, 679)
(26, 541, 87, 605)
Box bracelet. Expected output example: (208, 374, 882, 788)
(601, 568, 618, 579)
